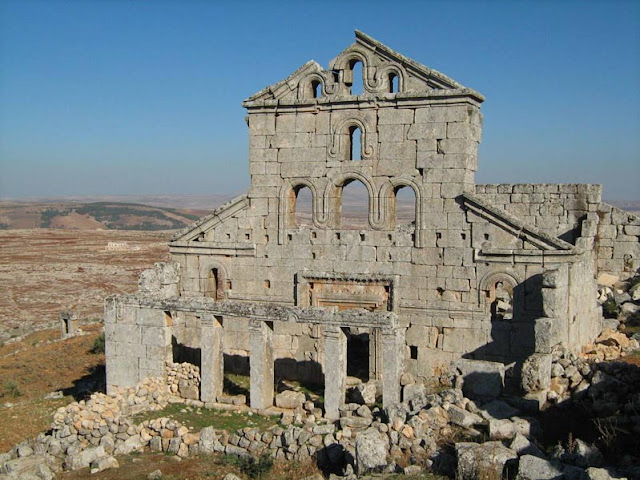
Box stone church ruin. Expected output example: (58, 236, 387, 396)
(105, 31, 640, 417)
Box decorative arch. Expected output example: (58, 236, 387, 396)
(199, 259, 229, 301)
(329, 117, 374, 160)
(278, 180, 323, 244)
(376, 65, 406, 94)
(298, 73, 327, 100)
(325, 172, 380, 229)
(379, 177, 424, 246)
(478, 270, 523, 321)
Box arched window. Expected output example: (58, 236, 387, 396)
(349, 60, 364, 95)
(207, 268, 222, 301)
(340, 180, 369, 229)
(349, 126, 362, 161)
(293, 185, 313, 227)
(388, 72, 398, 93)
(394, 185, 416, 228)
(312, 80, 322, 99)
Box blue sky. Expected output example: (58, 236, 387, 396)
(0, 0, 639, 200)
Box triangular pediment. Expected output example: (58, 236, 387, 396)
(170, 195, 249, 243)
(462, 192, 575, 252)
(243, 31, 483, 107)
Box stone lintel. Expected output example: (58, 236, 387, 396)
(169, 243, 256, 257)
(113, 296, 397, 329)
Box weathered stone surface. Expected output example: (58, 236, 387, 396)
(446, 404, 483, 428)
(456, 441, 518, 480)
(521, 354, 552, 393)
(64, 445, 106, 471)
(275, 390, 305, 410)
(355, 428, 389, 473)
(515, 455, 564, 480)
(454, 359, 505, 399)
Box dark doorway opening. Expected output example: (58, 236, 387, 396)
(346, 330, 369, 381)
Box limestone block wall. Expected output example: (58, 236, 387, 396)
(596, 203, 640, 278)
(105, 300, 172, 394)
(474, 184, 602, 243)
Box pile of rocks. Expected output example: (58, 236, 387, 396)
(597, 272, 640, 333)
(166, 361, 200, 400)
(581, 328, 640, 362)
(0, 378, 171, 478)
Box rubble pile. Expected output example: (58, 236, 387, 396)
(166, 361, 200, 400)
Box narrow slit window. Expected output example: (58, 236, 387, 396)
(349, 126, 362, 161)
(312, 80, 322, 98)
(410, 346, 418, 360)
(389, 73, 398, 93)
(349, 60, 364, 95)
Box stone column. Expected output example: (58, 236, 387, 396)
(200, 314, 224, 404)
(324, 325, 347, 420)
(382, 327, 404, 408)
(249, 320, 274, 410)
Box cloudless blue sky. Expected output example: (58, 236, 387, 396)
(1, 0, 639, 200)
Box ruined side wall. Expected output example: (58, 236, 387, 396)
(596, 203, 640, 279)
(475, 184, 602, 242)
(104, 300, 172, 394)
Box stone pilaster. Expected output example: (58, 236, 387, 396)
(200, 314, 224, 403)
(249, 320, 274, 410)
(382, 327, 404, 408)
(324, 325, 347, 420)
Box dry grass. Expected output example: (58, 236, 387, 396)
(0, 324, 105, 451)
(59, 451, 322, 480)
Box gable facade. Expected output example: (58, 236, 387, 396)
(105, 32, 640, 413)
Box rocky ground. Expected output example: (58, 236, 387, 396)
(0, 229, 169, 342)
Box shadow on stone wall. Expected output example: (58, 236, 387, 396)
(463, 278, 540, 390)
(172, 336, 201, 367)
(62, 363, 105, 401)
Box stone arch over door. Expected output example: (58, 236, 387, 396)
(199, 259, 229, 301)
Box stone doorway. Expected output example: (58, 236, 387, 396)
(346, 329, 369, 381)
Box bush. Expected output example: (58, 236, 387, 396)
(90, 332, 105, 354)
(222, 454, 273, 479)
(602, 296, 619, 318)
(3, 380, 21, 398)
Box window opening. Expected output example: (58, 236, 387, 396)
(341, 180, 369, 229)
(312, 80, 322, 98)
(389, 73, 398, 93)
(207, 268, 221, 301)
(293, 186, 313, 227)
(349, 60, 364, 95)
(394, 185, 416, 228)
(349, 126, 362, 161)
(410, 346, 418, 360)
(490, 281, 514, 321)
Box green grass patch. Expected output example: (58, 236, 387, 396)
(131, 403, 280, 432)
(224, 373, 250, 396)
(222, 453, 273, 479)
